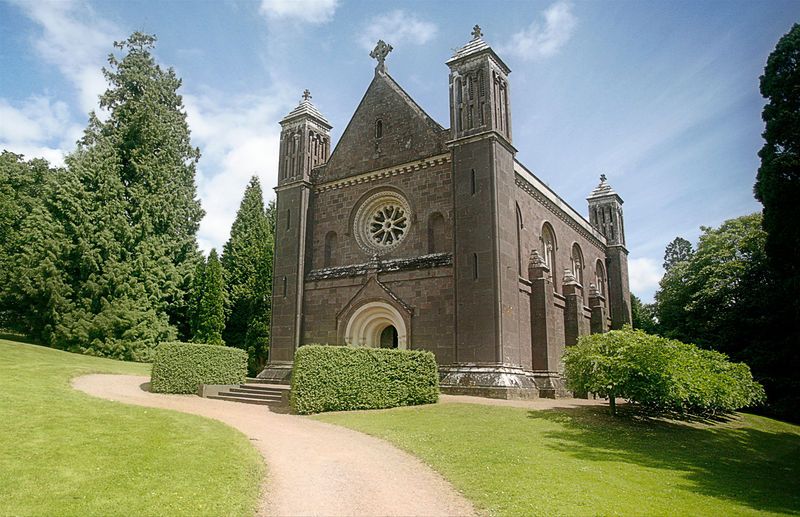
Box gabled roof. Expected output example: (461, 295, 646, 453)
(322, 69, 447, 182)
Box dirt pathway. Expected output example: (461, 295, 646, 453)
(73, 374, 475, 517)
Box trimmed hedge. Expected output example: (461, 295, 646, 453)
(290, 345, 439, 414)
(564, 328, 766, 416)
(150, 342, 247, 394)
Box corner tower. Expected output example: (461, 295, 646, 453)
(587, 174, 632, 329)
(261, 91, 331, 382)
(443, 26, 535, 396)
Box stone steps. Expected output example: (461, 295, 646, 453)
(207, 383, 290, 406)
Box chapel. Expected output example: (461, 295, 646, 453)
(258, 27, 632, 398)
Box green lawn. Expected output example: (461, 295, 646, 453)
(0, 338, 263, 516)
(316, 402, 800, 516)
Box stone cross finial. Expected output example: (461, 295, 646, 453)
(302, 89, 312, 101)
(600, 173, 607, 183)
(471, 25, 483, 39)
(370, 40, 393, 72)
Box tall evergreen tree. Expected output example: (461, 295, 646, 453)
(752, 24, 800, 418)
(193, 249, 225, 346)
(755, 24, 800, 287)
(12, 31, 206, 359)
(0, 153, 57, 330)
(94, 32, 205, 340)
(57, 139, 174, 360)
(221, 177, 274, 374)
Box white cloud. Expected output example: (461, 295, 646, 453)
(499, 1, 577, 60)
(11, 0, 120, 115)
(259, 0, 339, 25)
(358, 10, 438, 51)
(0, 96, 82, 166)
(628, 257, 663, 302)
(185, 88, 296, 253)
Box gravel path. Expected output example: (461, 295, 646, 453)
(72, 374, 475, 517)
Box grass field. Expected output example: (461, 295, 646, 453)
(316, 402, 800, 516)
(0, 338, 263, 516)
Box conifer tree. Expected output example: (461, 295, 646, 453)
(95, 32, 205, 338)
(221, 177, 274, 373)
(0, 153, 57, 330)
(193, 249, 225, 346)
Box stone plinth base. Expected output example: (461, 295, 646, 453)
(439, 364, 540, 400)
(256, 362, 293, 385)
(529, 370, 571, 399)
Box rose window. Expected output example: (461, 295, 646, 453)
(369, 205, 407, 245)
(354, 192, 412, 254)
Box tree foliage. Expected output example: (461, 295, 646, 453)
(654, 214, 770, 355)
(192, 249, 225, 346)
(0, 32, 202, 360)
(0, 153, 60, 332)
(564, 328, 765, 416)
(630, 294, 657, 334)
(653, 213, 799, 420)
(221, 178, 274, 374)
(662, 236, 693, 271)
(754, 23, 800, 292)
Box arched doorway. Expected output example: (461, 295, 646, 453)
(344, 301, 408, 349)
(379, 325, 399, 349)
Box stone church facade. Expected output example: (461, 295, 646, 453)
(258, 28, 632, 398)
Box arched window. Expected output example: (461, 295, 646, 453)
(595, 260, 607, 300)
(324, 231, 338, 267)
(541, 223, 557, 289)
(516, 204, 524, 276)
(427, 212, 446, 254)
(571, 243, 584, 287)
(375, 119, 383, 139)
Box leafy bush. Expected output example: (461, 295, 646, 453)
(564, 328, 765, 416)
(290, 345, 439, 414)
(150, 342, 247, 394)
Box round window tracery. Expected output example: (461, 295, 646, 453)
(354, 191, 412, 254)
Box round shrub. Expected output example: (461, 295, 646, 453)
(290, 345, 439, 414)
(150, 342, 247, 394)
(564, 328, 765, 416)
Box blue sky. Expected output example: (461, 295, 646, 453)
(1, 0, 798, 302)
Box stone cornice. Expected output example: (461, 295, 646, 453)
(306, 253, 453, 281)
(514, 174, 607, 252)
(274, 179, 312, 192)
(446, 130, 517, 154)
(313, 154, 451, 193)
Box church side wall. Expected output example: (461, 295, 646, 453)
(514, 182, 611, 369)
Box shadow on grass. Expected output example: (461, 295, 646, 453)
(527, 406, 800, 514)
(0, 332, 41, 345)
